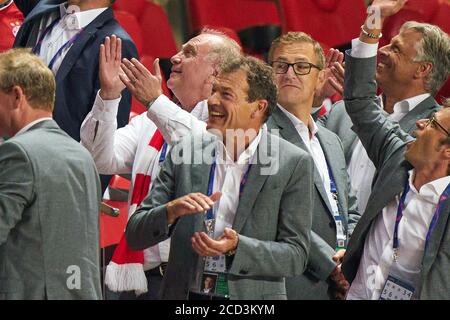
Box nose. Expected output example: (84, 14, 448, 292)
(207, 90, 220, 107)
(416, 118, 427, 130)
(284, 64, 298, 79)
(378, 45, 389, 58)
(170, 52, 181, 65)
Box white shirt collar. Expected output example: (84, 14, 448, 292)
(278, 103, 318, 138)
(408, 169, 450, 202)
(380, 93, 431, 120)
(216, 127, 263, 165)
(15, 117, 53, 137)
(59, 2, 108, 30)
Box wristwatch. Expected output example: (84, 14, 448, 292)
(360, 25, 383, 39)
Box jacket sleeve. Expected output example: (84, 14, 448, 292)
(80, 92, 142, 175)
(343, 52, 412, 170)
(147, 95, 207, 145)
(0, 141, 34, 245)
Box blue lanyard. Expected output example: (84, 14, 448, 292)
(158, 142, 168, 163)
(327, 163, 345, 222)
(393, 180, 450, 260)
(32, 17, 84, 70)
(205, 158, 252, 220)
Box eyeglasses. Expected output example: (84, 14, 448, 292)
(270, 61, 321, 76)
(425, 113, 450, 137)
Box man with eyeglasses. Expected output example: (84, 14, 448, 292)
(322, 0, 449, 214)
(341, 0, 450, 300)
(266, 32, 361, 300)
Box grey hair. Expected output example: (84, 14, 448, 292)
(400, 21, 450, 95)
(199, 28, 242, 73)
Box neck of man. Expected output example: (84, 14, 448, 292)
(413, 165, 448, 191)
(381, 83, 428, 114)
(281, 100, 314, 138)
(68, 0, 109, 11)
(12, 109, 52, 136)
(222, 127, 259, 162)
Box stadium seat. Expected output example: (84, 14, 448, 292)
(187, 0, 281, 57)
(380, 0, 440, 47)
(279, 0, 366, 49)
(113, 10, 143, 55)
(112, 0, 147, 20)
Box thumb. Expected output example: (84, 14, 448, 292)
(210, 191, 222, 202)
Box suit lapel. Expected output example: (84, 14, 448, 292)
(421, 196, 450, 277)
(55, 8, 114, 83)
(232, 131, 272, 233)
(270, 107, 335, 218)
(399, 96, 439, 134)
(317, 128, 349, 228)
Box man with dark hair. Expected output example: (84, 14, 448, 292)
(0, 48, 102, 299)
(125, 56, 314, 300)
(13, 0, 137, 142)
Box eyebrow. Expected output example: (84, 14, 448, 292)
(274, 56, 310, 63)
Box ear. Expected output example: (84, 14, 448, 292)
(251, 99, 268, 120)
(10, 85, 25, 110)
(415, 61, 433, 80)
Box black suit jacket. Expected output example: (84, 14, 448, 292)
(14, 0, 138, 141)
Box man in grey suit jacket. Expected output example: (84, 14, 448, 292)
(0, 49, 102, 299)
(126, 56, 314, 300)
(342, 0, 450, 300)
(321, 1, 448, 213)
(266, 32, 360, 300)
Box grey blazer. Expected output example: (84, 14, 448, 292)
(341, 53, 450, 299)
(0, 120, 102, 300)
(267, 108, 360, 299)
(322, 93, 440, 164)
(126, 129, 314, 300)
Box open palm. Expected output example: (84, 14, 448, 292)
(371, 0, 407, 18)
(99, 35, 126, 100)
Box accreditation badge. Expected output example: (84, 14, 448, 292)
(379, 274, 415, 300)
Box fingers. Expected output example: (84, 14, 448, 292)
(329, 78, 343, 95)
(130, 58, 152, 77)
(189, 193, 214, 211)
(119, 71, 135, 91)
(191, 232, 221, 256)
(209, 191, 222, 203)
(115, 37, 122, 63)
(99, 44, 105, 69)
(154, 58, 162, 80)
(121, 59, 141, 81)
(104, 36, 111, 62)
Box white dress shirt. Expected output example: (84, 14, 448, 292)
(36, 2, 107, 74)
(211, 128, 263, 239)
(347, 38, 431, 212)
(278, 104, 340, 225)
(347, 170, 450, 300)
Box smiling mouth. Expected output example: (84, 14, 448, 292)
(209, 111, 225, 118)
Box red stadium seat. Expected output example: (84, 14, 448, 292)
(112, 0, 147, 20)
(187, 0, 280, 57)
(187, 0, 280, 33)
(138, 2, 178, 59)
(113, 10, 143, 55)
(430, 0, 450, 34)
(279, 0, 366, 49)
(380, 0, 440, 47)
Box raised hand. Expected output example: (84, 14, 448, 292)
(166, 191, 222, 225)
(99, 35, 126, 100)
(191, 227, 239, 257)
(314, 48, 344, 106)
(370, 0, 408, 19)
(119, 57, 163, 107)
